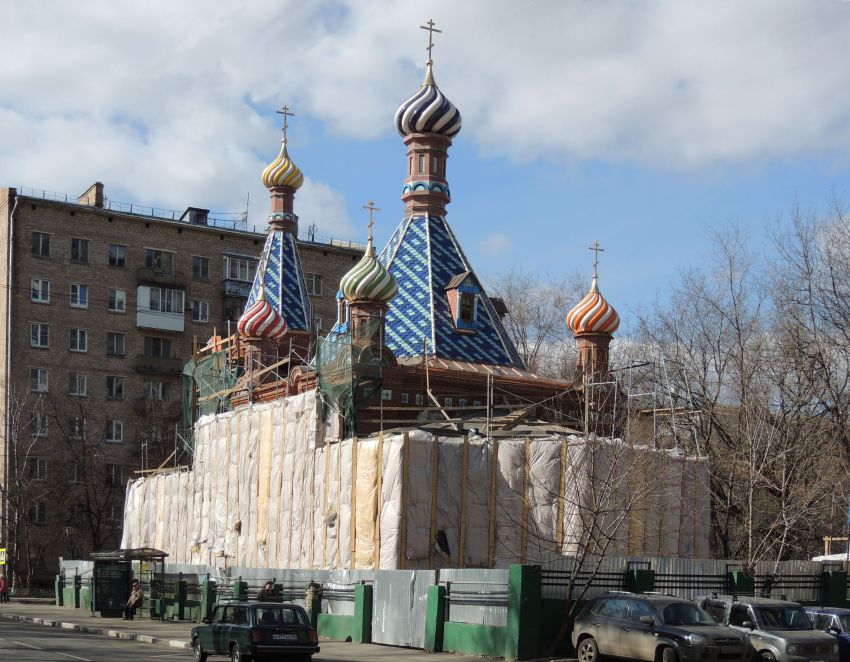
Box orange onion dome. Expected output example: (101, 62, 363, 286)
(237, 290, 287, 341)
(566, 276, 620, 336)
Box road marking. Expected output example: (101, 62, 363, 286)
(13, 640, 42, 649)
(56, 652, 92, 661)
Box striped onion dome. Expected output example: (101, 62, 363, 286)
(566, 276, 620, 336)
(237, 289, 287, 341)
(262, 140, 304, 190)
(394, 60, 462, 138)
(339, 237, 398, 303)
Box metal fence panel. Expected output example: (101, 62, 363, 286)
(440, 568, 509, 626)
(371, 570, 435, 648)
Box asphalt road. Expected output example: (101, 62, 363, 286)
(0, 618, 187, 660)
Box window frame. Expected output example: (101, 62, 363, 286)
(30, 367, 48, 393)
(191, 300, 210, 323)
(32, 231, 50, 258)
(28, 500, 47, 526)
(69, 372, 88, 397)
(192, 255, 210, 281)
(30, 323, 49, 348)
(106, 375, 124, 401)
(223, 256, 258, 282)
(144, 336, 172, 359)
(106, 332, 126, 357)
(69, 328, 88, 353)
(29, 457, 47, 481)
(145, 248, 174, 274)
(108, 243, 127, 268)
(31, 278, 50, 304)
(149, 287, 185, 313)
(305, 272, 323, 296)
(107, 288, 127, 313)
(70, 237, 90, 263)
(69, 283, 89, 309)
(30, 412, 48, 437)
(68, 415, 86, 440)
(105, 419, 124, 443)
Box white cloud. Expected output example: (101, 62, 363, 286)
(2, 0, 850, 222)
(479, 233, 513, 256)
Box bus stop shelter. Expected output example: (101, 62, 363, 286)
(90, 547, 168, 620)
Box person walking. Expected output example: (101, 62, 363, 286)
(123, 579, 143, 620)
(0, 574, 8, 603)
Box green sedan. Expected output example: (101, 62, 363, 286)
(191, 602, 320, 662)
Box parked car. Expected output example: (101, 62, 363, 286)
(805, 607, 850, 662)
(190, 601, 320, 662)
(697, 594, 838, 662)
(572, 592, 749, 662)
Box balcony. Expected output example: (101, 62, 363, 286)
(223, 279, 253, 298)
(136, 267, 186, 288)
(133, 355, 183, 376)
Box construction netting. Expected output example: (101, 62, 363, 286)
(182, 351, 238, 431)
(122, 390, 711, 569)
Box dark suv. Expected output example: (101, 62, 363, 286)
(190, 601, 319, 662)
(697, 595, 838, 662)
(572, 593, 749, 662)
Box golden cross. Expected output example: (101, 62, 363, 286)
(420, 19, 441, 61)
(276, 105, 294, 141)
(588, 240, 604, 278)
(363, 200, 381, 241)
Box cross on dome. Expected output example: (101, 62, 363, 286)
(588, 240, 604, 278)
(420, 19, 441, 62)
(363, 200, 381, 242)
(276, 105, 294, 142)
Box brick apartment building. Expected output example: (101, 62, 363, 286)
(0, 182, 362, 585)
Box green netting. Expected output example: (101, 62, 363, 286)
(182, 351, 239, 435)
(316, 317, 386, 436)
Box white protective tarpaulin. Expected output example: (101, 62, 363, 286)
(122, 390, 710, 568)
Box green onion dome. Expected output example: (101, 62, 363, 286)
(339, 237, 398, 303)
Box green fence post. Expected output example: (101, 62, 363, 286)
(233, 577, 247, 601)
(176, 579, 187, 620)
(821, 571, 848, 607)
(352, 583, 373, 643)
(200, 579, 217, 620)
(70, 574, 81, 608)
(54, 575, 64, 606)
(727, 570, 755, 595)
(505, 564, 541, 661)
(424, 585, 446, 653)
(625, 569, 656, 593)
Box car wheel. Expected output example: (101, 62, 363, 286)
(661, 647, 680, 662)
(577, 636, 599, 662)
(230, 642, 250, 662)
(192, 638, 208, 662)
(759, 653, 777, 662)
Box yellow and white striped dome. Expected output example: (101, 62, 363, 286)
(262, 140, 304, 190)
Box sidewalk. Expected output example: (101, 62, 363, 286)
(0, 600, 192, 649)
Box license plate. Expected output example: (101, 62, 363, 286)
(273, 633, 298, 641)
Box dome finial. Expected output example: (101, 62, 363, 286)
(589, 240, 604, 279)
(420, 18, 441, 63)
(262, 104, 304, 190)
(340, 202, 398, 303)
(566, 241, 620, 336)
(363, 200, 380, 244)
(276, 104, 294, 144)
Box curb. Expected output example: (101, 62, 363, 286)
(0, 612, 190, 649)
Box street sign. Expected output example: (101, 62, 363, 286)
(0, 548, 6, 565)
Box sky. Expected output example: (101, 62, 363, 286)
(2, 0, 850, 330)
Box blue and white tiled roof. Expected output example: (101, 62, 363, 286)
(378, 215, 525, 368)
(246, 230, 312, 332)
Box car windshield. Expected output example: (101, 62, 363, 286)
(254, 606, 306, 626)
(755, 606, 812, 631)
(661, 603, 716, 626)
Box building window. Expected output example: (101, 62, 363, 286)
(31, 278, 50, 303)
(69, 372, 87, 396)
(71, 238, 89, 263)
(381, 389, 392, 401)
(458, 398, 467, 408)
(459, 294, 475, 323)
(143, 380, 169, 401)
(69, 328, 88, 352)
(145, 248, 174, 274)
(66, 461, 82, 484)
(30, 368, 48, 393)
(108, 288, 127, 312)
(223, 256, 257, 282)
(401, 392, 409, 404)
(29, 458, 47, 480)
(105, 463, 124, 486)
(445, 397, 453, 407)
(144, 336, 172, 359)
(192, 256, 210, 280)
(418, 154, 425, 173)
(30, 413, 48, 437)
(109, 503, 123, 523)
(415, 393, 424, 405)
(314, 316, 323, 332)
(191, 300, 210, 323)
(106, 332, 126, 357)
(69, 283, 89, 309)
(305, 273, 323, 296)
(106, 376, 124, 400)
(105, 420, 123, 443)
(27, 500, 47, 526)
(30, 323, 49, 348)
(32, 232, 50, 258)
(108, 243, 127, 268)
(432, 156, 439, 174)
(68, 416, 85, 439)
(149, 287, 184, 313)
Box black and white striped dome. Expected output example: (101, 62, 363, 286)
(394, 61, 462, 138)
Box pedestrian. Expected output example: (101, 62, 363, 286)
(257, 580, 275, 601)
(0, 574, 8, 603)
(123, 579, 143, 620)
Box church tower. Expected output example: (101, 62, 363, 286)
(238, 106, 312, 350)
(566, 242, 620, 378)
